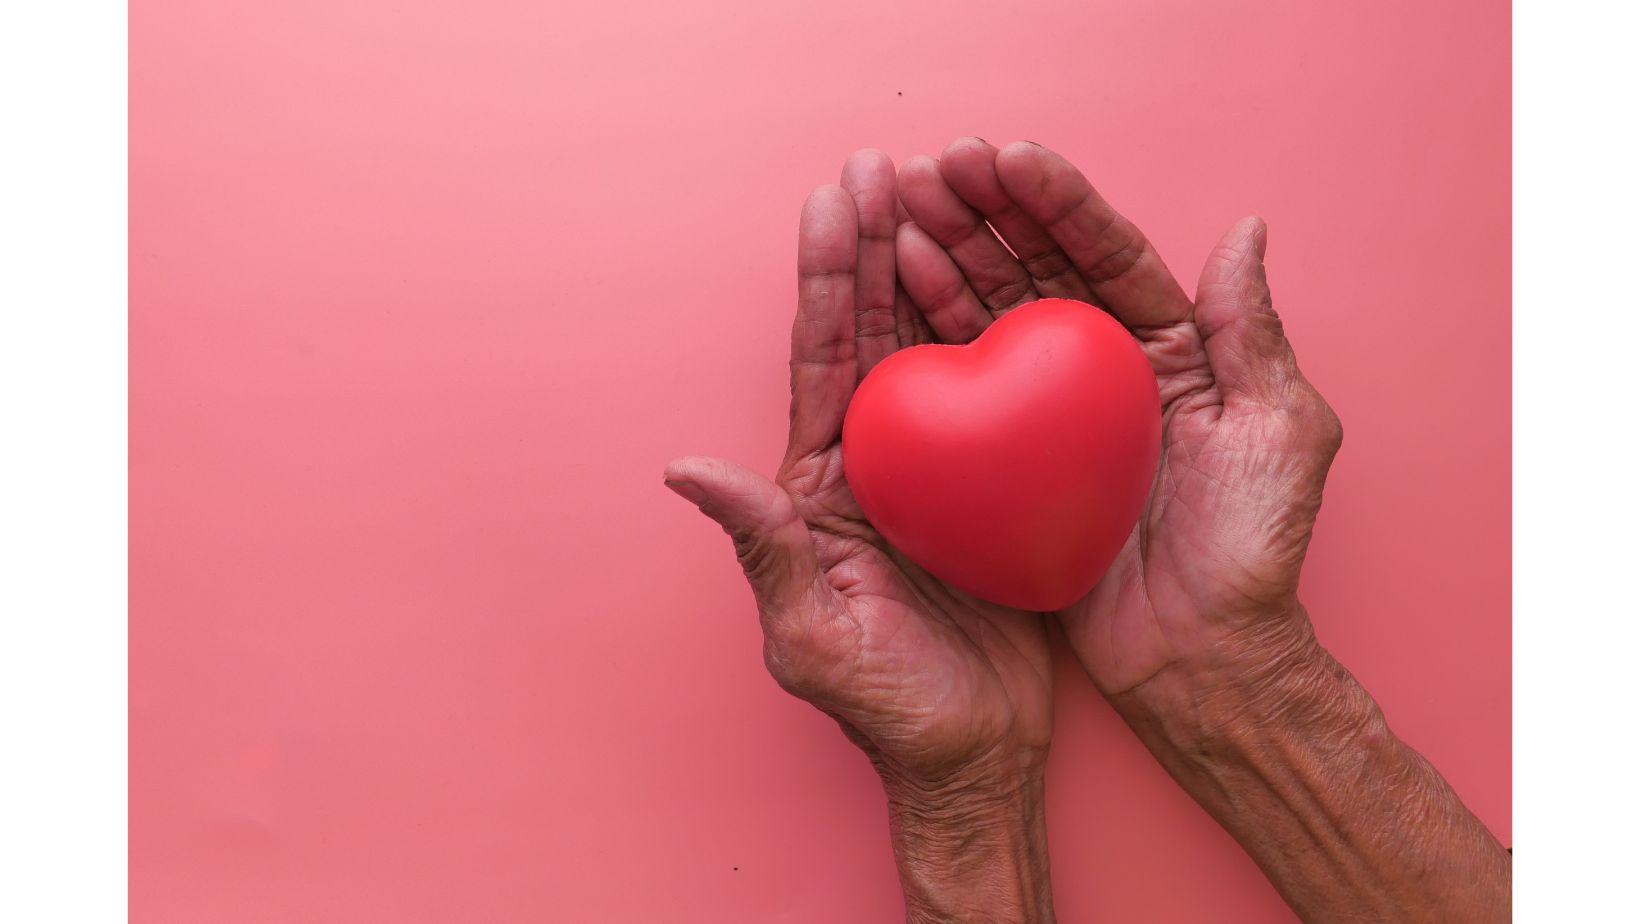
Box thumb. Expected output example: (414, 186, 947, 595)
(663, 456, 820, 616)
(1193, 217, 1304, 409)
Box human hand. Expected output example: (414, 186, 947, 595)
(896, 138, 1508, 922)
(892, 137, 1341, 707)
(665, 149, 1055, 923)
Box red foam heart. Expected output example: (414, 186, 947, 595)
(842, 298, 1160, 611)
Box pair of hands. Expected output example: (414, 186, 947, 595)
(666, 138, 1341, 795)
(667, 139, 1513, 924)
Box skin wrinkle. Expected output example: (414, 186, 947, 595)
(982, 277, 1038, 314)
(787, 330, 857, 367)
(1016, 239, 1086, 292)
(855, 305, 900, 338)
(1081, 228, 1150, 288)
(924, 271, 977, 324)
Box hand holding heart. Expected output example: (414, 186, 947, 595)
(892, 139, 1343, 706)
(665, 141, 1511, 924)
(667, 152, 1056, 797)
(665, 140, 1342, 791)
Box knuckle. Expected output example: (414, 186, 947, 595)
(790, 325, 856, 367)
(1020, 246, 1076, 283)
(1286, 391, 1343, 455)
(983, 277, 1037, 312)
(1080, 229, 1146, 285)
(1320, 405, 1344, 451)
(728, 526, 785, 590)
(854, 304, 899, 339)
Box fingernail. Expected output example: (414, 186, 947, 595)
(1246, 216, 1270, 255)
(664, 478, 708, 506)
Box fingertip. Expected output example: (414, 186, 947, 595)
(841, 148, 894, 192)
(663, 478, 708, 506)
(941, 135, 995, 160)
(662, 457, 713, 508)
(938, 139, 1007, 210)
(661, 456, 785, 525)
(662, 454, 705, 480)
(803, 183, 852, 214)
(897, 153, 940, 186)
(662, 454, 712, 486)
(842, 150, 898, 241)
(1209, 217, 1269, 274)
(995, 139, 1044, 167)
(940, 136, 997, 172)
(993, 141, 1054, 202)
(1234, 215, 1268, 253)
(799, 185, 858, 271)
(896, 156, 957, 225)
(895, 158, 944, 223)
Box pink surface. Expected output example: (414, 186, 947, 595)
(130, 1, 1510, 921)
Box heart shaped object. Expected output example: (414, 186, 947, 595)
(842, 298, 1160, 611)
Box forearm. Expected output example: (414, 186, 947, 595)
(1111, 613, 1509, 923)
(875, 751, 1056, 924)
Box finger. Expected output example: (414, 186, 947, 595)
(888, 206, 929, 344)
(897, 154, 1037, 316)
(789, 185, 859, 463)
(938, 137, 1096, 303)
(895, 222, 995, 344)
(1193, 218, 1309, 410)
(994, 141, 1193, 328)
(841, 149, 901, 378)
(664, 456, 823, 620)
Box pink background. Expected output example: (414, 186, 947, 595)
(131, 1, 1510, 921)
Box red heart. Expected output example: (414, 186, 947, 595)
(842, 298, 1160, 611)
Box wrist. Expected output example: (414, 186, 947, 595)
(875, 746, 1055, 924)
(1110, 605, 1385, 761)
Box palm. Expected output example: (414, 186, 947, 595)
(780, 446, 1052, 773)
(1065, 401, 1331, 694)
(668, 150, 1052, 781)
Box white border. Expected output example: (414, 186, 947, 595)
(0, 0, 1633, 918)
(1514, 0, 1640, 918)
(0, 1, 128, 919)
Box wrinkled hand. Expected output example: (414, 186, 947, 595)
(665, 150, 1054, 793)
(893, 138, 1343, 703)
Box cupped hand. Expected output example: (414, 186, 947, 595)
(665, 150, 1053, 790)
(893, 138, 1343, 702)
